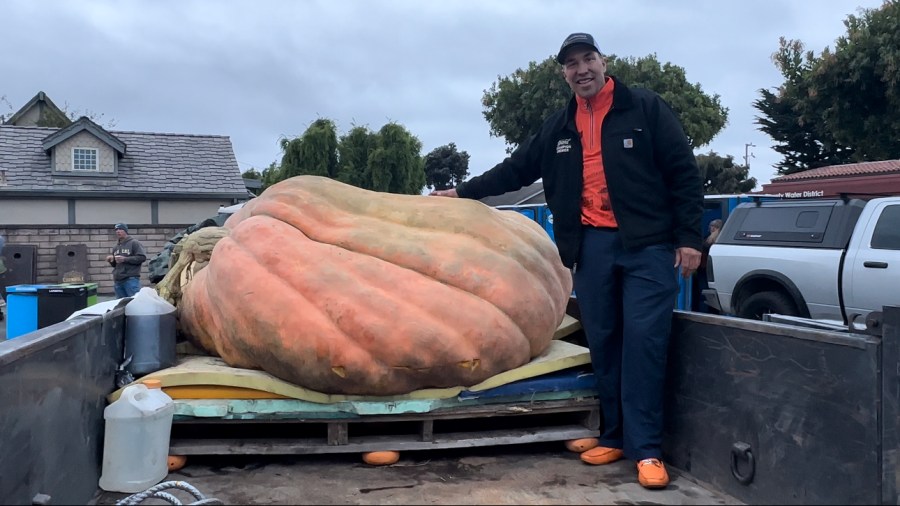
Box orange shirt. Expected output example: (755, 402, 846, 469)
(576, 77, 618, 228)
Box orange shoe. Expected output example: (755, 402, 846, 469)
(637, 458, 669, 489)
(580, 446, 624, 465)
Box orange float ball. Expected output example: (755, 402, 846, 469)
(168, 454, 188, 472)
(362, 451, 400, 466)
(564, 438, 600, 453)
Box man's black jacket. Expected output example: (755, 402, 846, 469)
(456, 76, 703, 268)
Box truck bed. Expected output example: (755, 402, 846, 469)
(92, 445, 742, 505)
(7, 303, 900, 505)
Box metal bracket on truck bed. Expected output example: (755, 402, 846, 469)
(863, 311, 884, 336)
(763, 311, 885, 337)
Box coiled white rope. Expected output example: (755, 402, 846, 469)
(115, 481, 222, 505)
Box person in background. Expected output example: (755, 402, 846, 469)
(430, 33, 703, 489)
(694, 219, 723, 313)
(106, 223, 146, 298)
(0, 233, 6, 275)
(0, 234, 5, 318)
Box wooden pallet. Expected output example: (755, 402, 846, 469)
(169, 397, 601, 456)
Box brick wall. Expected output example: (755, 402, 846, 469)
(0, 225, 185, 295)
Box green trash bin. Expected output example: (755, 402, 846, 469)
(84, 282, 98, 307)
(36, 284, 89, 329)
(60, 282, 98, 307)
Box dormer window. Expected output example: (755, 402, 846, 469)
(73, 147, 98, 171)
(43, 117, 125, 177)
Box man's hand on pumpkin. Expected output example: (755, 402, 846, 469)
(429, 189, 458, 198)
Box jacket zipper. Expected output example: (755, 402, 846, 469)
(571, 97, 616, 272)
(577, 100, 591, 277)
(584, 100, 594, 149)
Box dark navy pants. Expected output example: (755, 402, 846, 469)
(573, 227, 677, 460)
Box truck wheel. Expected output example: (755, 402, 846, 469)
(738, 291, 797, 320)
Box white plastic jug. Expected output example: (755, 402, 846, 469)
(98, 379, 175, 493)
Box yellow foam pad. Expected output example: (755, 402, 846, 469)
(109, 338, 590, 404)
(554, 314, 581, 340)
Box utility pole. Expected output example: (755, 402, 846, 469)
(744, 143, 756, 168)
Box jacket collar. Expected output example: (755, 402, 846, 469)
(562, 75, 633, 131)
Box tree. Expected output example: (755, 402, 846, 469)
(754, 1, 900, 173)
(754, 39, 855, 174)
(336, 125, 377, 188)
(238, 163, 281, 195)
(482, 54, 728, 152)
(260, 161, 282, 192)
(274, 120, 426, 195)
(367, 122, 425, 194)
(241, 168, 264, 196)
(423, 143, 470, 190)
(279, 118, 339, 179)
(66, 107, 117, 129)
(610, 55, 727, 149)
(0, 95, 11, 122)
(803, 1, 900, 161)
(695, 151, 757, 194)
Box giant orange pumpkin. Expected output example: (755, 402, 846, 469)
(178, 176, 572, 395)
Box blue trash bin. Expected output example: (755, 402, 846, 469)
(5, 284, 48, 339)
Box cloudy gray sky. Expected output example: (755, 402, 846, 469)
(1, 0, 885, 189)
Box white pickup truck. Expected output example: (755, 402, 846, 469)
(703, 196, 900, 325)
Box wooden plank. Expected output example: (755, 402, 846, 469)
(170, 425, 599, 455)
(327, 422, 348, 445)
(420, 420, 434, 442)
(172, 398, 599, 424)
(583, 407, 601, 430)
(171, 390, 598, 419)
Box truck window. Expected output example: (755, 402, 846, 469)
(871, 205, 900, 250)
(735, 206, 832, 243)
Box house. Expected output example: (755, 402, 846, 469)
(761, 160, 900, 199)
(0, 92, 251, 294)
(2, 91, 70, 128)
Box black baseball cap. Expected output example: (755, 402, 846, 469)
(556, 32, 602, 63)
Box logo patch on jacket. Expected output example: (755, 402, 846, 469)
(556, 138, 572, 154)
(623, 138, 634, 149)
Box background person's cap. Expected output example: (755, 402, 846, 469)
(114, 223, 128, 232)
(556, 32, 601, 63)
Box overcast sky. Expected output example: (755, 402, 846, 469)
(1, 0, 885, 189)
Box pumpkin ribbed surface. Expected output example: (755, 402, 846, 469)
(179, 175, 572, 395)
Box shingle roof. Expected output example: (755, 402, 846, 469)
(42, 116, 126, 154)
(773, 160, 900, 181)
(0, 124, 248, 197)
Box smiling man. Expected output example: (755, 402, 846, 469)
(430, 32, 703, 489)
